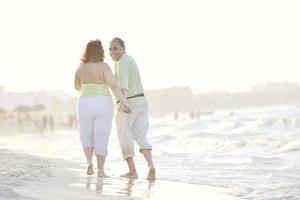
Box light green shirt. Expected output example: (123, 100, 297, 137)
(81, 83, 110, 96)
(114, 54, 148, 108)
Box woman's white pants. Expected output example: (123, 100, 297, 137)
(77, 96, 113, 156)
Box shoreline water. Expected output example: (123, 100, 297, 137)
(0, 148, 234, 200)
(1, 104, 300, 199)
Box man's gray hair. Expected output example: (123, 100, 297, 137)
(112, 37, 125, 51)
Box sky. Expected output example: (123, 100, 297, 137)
(0, 0, 299, 95)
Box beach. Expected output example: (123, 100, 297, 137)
(0, 129, 234, 200)
(1, 104, 300, 199)
(0, 148, 233, 200)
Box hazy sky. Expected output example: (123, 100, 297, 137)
(0, 0, 299, 95)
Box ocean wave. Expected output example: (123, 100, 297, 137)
(279, 139, 300, 152)
(151, 134, 176, 143)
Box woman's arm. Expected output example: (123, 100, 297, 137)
(74, 69, 81, 91)
(103, 64, 131, 113)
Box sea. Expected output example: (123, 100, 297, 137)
(1, 104, 299, 199)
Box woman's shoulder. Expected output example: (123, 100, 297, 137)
(90, 62, 110, 70)
(101, 62, 113, 72)
(76, 62, 84, 72)
(78, 62, 87, 68)
(79, 62, 107, 67)
(78, 62, 111, 71)
(100, 62, 110, 67)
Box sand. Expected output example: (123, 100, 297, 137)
(0, 148, 234, 200)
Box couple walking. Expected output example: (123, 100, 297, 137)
(74, 38, 155, 180)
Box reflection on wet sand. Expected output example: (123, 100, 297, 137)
(85, 176, 155, 199)
(81, 176, 234, 200)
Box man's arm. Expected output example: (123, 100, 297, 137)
(121, 88, 128, 98)
(117, 61, 129, 92)
(103, 64, 131, 113)
(120, 88, 129, 111)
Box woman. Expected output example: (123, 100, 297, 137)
(74, 39, 131, 177)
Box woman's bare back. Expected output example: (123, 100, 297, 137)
(77, 62, 108, 84)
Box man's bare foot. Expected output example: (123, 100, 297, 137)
(97, 171, 109, 177)
(147, 167, 156, 181)
(87, 164, 94, 175)
(121, 172, 138, 179)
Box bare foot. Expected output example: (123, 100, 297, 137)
(147, 167, 156, 181)
(97, 171, 109, 177)
(121, 172, 138, 179)
(87, 164, 94, 175)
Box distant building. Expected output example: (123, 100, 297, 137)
(145, 87, 194, 116)
(0, 88, 75, 114)
(1, 82, 300, 118)
(249, 82, 300, 94)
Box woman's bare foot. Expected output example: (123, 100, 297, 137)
(121, 172, 138, 179)
(87, 164, 94, 175)
(147, 167, 156, 181)
(97, 171, 109, 177)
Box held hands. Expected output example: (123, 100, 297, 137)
(120, 102, 132, 113)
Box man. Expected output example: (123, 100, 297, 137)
(109, 37, 155, 180)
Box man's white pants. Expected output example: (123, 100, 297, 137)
(77, 96, 113, 156)
(116, 107, 152, 159)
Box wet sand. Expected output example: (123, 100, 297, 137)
(14, 155, 234, 200)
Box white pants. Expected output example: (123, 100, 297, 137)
(77, 96, 113, 156)
(116, 107, 152, 159)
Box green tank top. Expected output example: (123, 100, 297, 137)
(81, 83, 110, 96)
